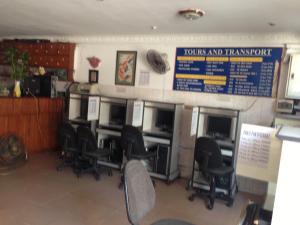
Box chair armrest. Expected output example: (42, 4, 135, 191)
(147, 144, 159, 152)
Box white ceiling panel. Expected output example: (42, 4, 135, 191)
(0, 0, 299, 36)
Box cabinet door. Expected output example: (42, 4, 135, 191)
(45, 43, 58, 55)
(57, 43, 70, 55)
(286, 54, 300, 99)
(33, 43, 45, 55)
(53, 56, 69, 68)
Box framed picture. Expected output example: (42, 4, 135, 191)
(115, 51, 137, 86)
(89, 70, 99, 83)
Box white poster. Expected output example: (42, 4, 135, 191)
(237, 124, 282, 183)
(139, 71, 150, 86)
(87, 96, 100, 121)
(238, 124, 273, 168)
(132, 100, 144, 127)
(190, 107, 199, 136)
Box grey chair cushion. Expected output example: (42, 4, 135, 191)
(124, 160, 156, 225)
(124, 160, 195, 225)
(152, 219, 195, 225)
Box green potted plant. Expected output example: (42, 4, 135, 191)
(5, 47, 29, 97)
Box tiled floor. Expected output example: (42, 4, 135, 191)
(0, 152, 258, 225)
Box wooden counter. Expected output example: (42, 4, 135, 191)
(0, 97, 64, 153)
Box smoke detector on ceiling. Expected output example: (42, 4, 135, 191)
(178, 8, 205, 20)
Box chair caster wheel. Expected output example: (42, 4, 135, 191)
(206, 202, 213, 210)
(76, 171, 81, 178)
(226, 199, 234, 207)
(94, 174, 100, 181)
(185, 181, 191, 191)
(188, 195, 195, 202)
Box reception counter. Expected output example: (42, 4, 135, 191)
(0, 97, 64, 153)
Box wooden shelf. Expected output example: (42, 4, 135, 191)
(0, 40, 76, 81)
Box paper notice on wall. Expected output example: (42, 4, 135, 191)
(132, 100, 144, 127)
(190, 107, 199, 136)
(238, 124, 273, 168)
(139, 71, 150, 86)
(237, 124, 282, 183)
(87, 96, 100, 121)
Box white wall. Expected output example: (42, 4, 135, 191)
(69, 33, 300, 194)
(29, 33, 290, 194)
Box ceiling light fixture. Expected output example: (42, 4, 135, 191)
(151, 25, 157, 30)
(178, 8, 205, 20)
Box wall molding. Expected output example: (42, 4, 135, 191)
(2, 32, 300, 45)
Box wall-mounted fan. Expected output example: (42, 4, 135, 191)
(146, 49, 170, 74)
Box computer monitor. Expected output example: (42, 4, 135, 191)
(155, 109, 174, 132)
(109, 104, 126, 126)
(206, 116, 232, 139)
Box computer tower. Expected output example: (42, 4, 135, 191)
(156, 145, 169, 175)
(80, 96, 89, 120)
(39, 75, 58, 98)
(22, 76, 40, 96)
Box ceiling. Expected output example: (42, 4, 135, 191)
(0, 0, 299, 37)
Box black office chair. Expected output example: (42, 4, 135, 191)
(56, 122, 79, 171)
(76, 126, 112, 180)
(119, 125, 158, 187)
(188, 137, 235, 210)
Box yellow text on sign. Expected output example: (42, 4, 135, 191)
(230, 57, 263, 62)
(177, 56, 206, 61)
(204, 80, 226, 85)
(175, 74, 227, 81)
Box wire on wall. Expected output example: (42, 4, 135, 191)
(240, 98, 258, 112)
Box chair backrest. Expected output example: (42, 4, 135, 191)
(121, 125, 145, 158)
(77, 126, 97, 153)
(58, 122, 77, 149)
(195, 137, 223, 170)
(124, 160, 155, 225)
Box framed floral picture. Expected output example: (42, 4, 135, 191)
(115, 51, 137, 86)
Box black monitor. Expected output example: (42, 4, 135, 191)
(109, 104, 126, 126)
(207, 116, 232, 139)
(155, 109, 174, 132)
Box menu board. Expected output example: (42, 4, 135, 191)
(173, 47, 283, 97)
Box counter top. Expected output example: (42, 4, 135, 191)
(276, 126, 300, 142)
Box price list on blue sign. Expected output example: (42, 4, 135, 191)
(173, 47, 283, 97)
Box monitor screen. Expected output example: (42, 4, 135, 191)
(155, 109, 174, 132)
(207, 116, 232, 139)
(109, 104, 126, 126)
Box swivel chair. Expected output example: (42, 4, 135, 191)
(188, 137, 235, 210)
(124, 160, 195, 225)
(56, 122, 79, 171)
(76, 126, 112, 180)
(119, 125, 158, 187)
(121, 125, 157, 168)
